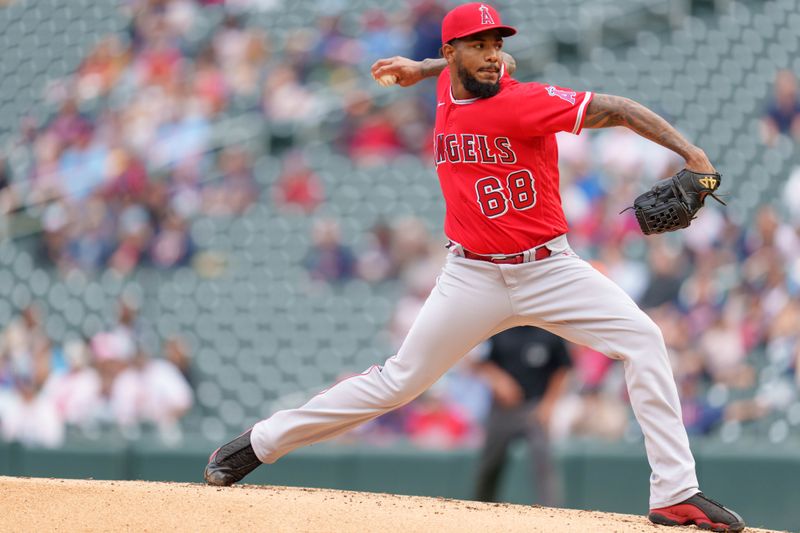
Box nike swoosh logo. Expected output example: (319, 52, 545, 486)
(437, 102, 445, 107)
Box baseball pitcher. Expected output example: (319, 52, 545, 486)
(205, 4, 743, 531)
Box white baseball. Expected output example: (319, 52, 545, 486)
(375, 74, 398, 87)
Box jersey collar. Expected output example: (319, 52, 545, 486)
(449, 63, 505, 105)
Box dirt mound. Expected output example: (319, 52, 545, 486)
(0, 476, 779, 532)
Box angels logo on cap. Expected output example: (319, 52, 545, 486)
(441, 2, 517, 45)
(479, 4, 495, 24)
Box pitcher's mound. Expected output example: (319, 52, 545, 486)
(0, 476, 778, 532)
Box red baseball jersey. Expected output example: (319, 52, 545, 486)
(433, 66, 593, 254)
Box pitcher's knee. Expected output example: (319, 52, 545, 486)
(379, 386, 421, 411)
(377, 366, 430, 410)
(616, 313, 668, 362)
(640, 315, 666, 346)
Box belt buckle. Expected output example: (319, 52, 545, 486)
(493, 253, 522, 264)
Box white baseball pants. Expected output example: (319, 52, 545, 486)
(250, 240, 699, 508)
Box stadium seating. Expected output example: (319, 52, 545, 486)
(0, 0, 797, 445)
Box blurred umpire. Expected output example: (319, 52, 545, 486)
(472, 326, 571, 506)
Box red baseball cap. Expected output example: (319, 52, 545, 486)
(441, 3, 517, 46)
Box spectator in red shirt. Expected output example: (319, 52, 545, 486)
(272, 150, 323, 214)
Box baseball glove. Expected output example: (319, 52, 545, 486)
(624, 169, 726, 235)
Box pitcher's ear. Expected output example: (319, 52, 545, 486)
(441, 42, 456, 62)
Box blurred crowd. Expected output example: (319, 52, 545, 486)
(0, 0, 456, 448)
(761, 69, 800, 146)
(0, 0, 797, 450)
(0, 0, 449, 274)
(0, 297, 193, 448)
(2, 0, 274, 273)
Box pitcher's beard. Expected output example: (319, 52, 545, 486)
(458, 65, 501, 98)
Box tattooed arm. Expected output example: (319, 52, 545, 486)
(583, 94, 715, 174)
(371, 52, 516, 87)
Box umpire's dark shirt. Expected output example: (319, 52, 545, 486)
(487, 327, 571, 402)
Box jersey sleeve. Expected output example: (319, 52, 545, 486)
(516, 82, 593, 136)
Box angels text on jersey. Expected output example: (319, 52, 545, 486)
(434, 134, 517, 166)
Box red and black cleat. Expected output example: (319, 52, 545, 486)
(649, 492, 745, 532)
